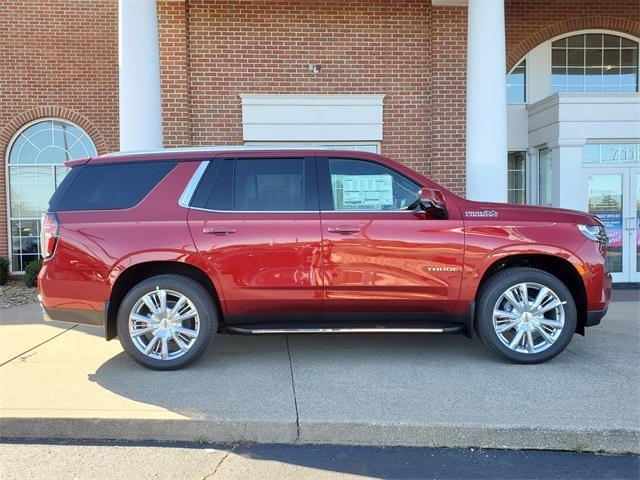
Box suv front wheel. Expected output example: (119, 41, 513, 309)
(116, 274, 217, 370)
(475, 267, 577, 364)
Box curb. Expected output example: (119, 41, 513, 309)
(2, 418, 638, 454)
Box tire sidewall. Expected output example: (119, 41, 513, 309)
(117, 275, 216, 370)
(476, 268, 577, 363)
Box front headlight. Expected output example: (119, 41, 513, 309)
(578, 224, 607, 244)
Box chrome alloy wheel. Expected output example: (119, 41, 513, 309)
(128, 289, 200, 361)
(492, 282, 566, 354)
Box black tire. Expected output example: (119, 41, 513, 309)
(475, 267, 577, 364)
(117, 274, 217, 370)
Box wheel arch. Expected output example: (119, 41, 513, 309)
(475, 254, 588, 335)
(105, 261, 222, 340)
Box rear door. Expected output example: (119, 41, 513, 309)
(188, 155, 322, 325)
(318, 156, 465, 318)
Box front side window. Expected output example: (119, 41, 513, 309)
(7, 119, 97, 271)
(327, 158, 420, 211)
(552, 33, 638, 93)
(507, 60, 526, 103)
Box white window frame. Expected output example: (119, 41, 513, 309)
(5, 118, 96, 273)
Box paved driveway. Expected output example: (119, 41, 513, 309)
(0, 291, 638, 453)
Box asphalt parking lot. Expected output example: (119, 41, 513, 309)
(0, 290, 638, 453)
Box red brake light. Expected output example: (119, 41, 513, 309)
(41, 213, 60, 259)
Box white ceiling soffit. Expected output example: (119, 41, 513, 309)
(431, 0, 468, 6)
(240, 94, 385, 142)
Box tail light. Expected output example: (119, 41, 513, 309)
(41, 213, 60, 259)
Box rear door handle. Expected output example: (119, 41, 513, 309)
(327, 225, 361, 235)
(203, 226, 236, 235)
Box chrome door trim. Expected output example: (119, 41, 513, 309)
(178, 160, 209, 208)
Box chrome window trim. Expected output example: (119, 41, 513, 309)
(178, 160, 209, 208)
(187, 205, 420, 214)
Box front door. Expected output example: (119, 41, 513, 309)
(317, 156, 465, 318)
(188, 156, 323, 324)
(582, 167, 640, 283)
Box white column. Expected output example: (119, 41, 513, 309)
(118, 0, 163, 151)
(465, 0, 508, 202)
(549, 139, 585, 210)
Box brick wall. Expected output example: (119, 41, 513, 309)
(158, 0, 434, 178)
(1, 0, 639, 261)
(0, 0, 118, 259)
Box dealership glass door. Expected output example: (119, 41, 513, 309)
(582, 167, 639, 282)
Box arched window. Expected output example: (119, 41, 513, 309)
(7, 119, 97, 272)
(551, 33, 638, 93)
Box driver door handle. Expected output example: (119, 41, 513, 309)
(203, 226, 236, 235)
(327, 225, 361, 235)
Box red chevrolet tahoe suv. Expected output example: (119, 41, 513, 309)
(38, 148, 611, 370)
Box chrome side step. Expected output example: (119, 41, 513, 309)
(225, 325, 464, 335)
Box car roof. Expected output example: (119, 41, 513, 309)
(69, 146, 386, 166)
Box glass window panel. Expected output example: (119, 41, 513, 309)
(603, 49, 620, 67)
(585, 49, 602, 68)
(567, 48, 584, 66)
(55, 165, 69, 188)
(585, 34, 602, 48)
(507, 62, 526, 103)
(19, 220, 38, 237)
(621, 48, 638, 66)
(538, 148, 552, 207)
(552, 38, 567, 48)
(67, 142, 89, 160)
(552, 49, 566, 66)
(603, 35, 621, 48)
(28, 129, 54, 153)
(585, 68, 603, 87)
(551, 34, 638, 93)
(582, 144, 600, 163)
(567, 34, 585, 47)
(586, 174, 623, 272)
(8, 137, 38, 164)
(7, 119, 97, 272)
(37, 145, 68, 164)
(328, 159, 420, 211)
(79, 135, 98, 157)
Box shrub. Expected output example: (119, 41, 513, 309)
(24, 259, 43, 288)
(0, 257, 8, 286)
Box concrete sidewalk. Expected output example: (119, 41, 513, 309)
(1, 291, 638, 453)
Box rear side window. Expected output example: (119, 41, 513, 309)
(52, 161, 175, 211)
(198, 158, 317, 211)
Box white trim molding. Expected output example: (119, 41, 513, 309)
(240, 94, 385, 142)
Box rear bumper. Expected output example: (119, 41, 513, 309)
(40, 297, 106, 331)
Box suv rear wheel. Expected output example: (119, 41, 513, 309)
(116, 274, 217, 370)
(475, 267, 577, 364)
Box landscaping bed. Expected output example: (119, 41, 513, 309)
(0, 278, 38, 308)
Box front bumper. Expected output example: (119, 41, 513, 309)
(586, 308, 608, 327)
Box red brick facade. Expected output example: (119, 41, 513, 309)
(0, 0, 118, 260)
(1, 0, 639, 261)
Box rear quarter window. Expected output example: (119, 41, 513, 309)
(51, 161, 176, 211)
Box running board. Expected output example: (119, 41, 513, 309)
(224, 325, 465, 335)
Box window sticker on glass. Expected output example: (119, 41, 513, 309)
(332, 174, 393, 210)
